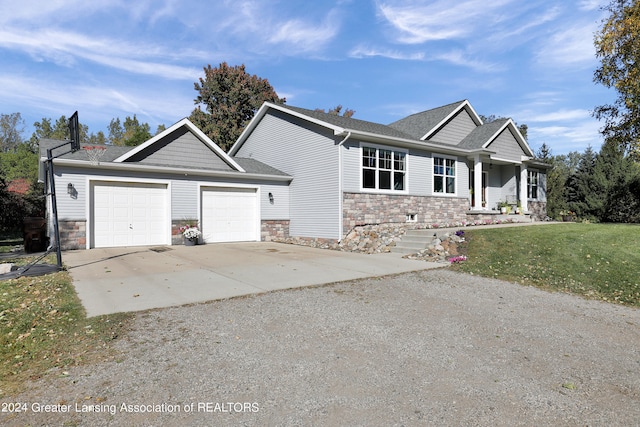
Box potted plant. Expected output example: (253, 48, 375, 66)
(180, 224, 201, 246)
(498, 201, 508, 214)
(559, 210, 575, 222)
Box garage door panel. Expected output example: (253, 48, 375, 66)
(92, 182, 168, 248)
(201, 187, 258, 243)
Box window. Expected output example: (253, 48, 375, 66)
(433, 157, 456, 194)
(362, 146, 406, 191)
(528, 170, 539, 199)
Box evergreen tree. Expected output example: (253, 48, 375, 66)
(598, 142, 640, 222)
(566, 146, 603, 219)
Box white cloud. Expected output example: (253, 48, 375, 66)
(376, 0, 515, 44)
(0, 72, 193, 131)
(0, 28, 204, 79)
(521, 108, 593, 123)
(431, 50, 505, 73)
(349, 45, 425, 60)
(535, 23, 599, 68)
(268, 14, 341, 53)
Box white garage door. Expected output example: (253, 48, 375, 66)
(92, 182, 168, 248)
(201, 187, 258, 243)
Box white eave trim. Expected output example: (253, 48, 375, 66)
(51, 158, 292, 182)
(229, 102, 343, 156)
(482, 119, 535, 157)
(113, 118, 246, 172)
(421, 100, 483, 141)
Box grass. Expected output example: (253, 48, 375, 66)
(0, 252, 133, 397)
(0, 233, 22, 254)
(452, 223, 640, 306)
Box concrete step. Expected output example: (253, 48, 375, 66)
(391, 228, 457, 255)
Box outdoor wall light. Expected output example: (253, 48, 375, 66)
(268, 192, 274, 204)
(67, 183, 74, 194)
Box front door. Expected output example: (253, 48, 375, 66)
(469, 171, 488, 208)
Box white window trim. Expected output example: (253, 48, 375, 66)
(359, 143, 409, 194)
(432, 154, 458, 196)
(527, 169, 539, 200)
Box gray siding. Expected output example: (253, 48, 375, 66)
(236, 110, 340, 239)
(408, 149, 431, 196)
(54, 166, 88, 220)
(486, 128, 526, 162)
(539, 171, 547, 202)
(172, 180, 197, 218)
(428, 109, 476, 145)
(52, 165, 289, 227)
(342, 143, 468, 198)
(128, 128, 234, 171)
(341, 141, 360, 193)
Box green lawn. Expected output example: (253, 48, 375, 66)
(0, 254, 132, 397)
(454, 223, 640, 306)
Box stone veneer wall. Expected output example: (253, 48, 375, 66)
(528, 201, 547, 221)
(59, 219, 86, 250)
(261, 220, 290, 241)
(343, 192, 470, 233)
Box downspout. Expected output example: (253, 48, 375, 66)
(337, 131, 352, 241)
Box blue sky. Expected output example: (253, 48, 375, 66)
(1, 0, 613, 155)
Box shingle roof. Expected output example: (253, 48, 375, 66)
(232, 157, 289, 176)
(457, 119, 509, 149)
(39, 139, 132, 162)
(277, 104, 413, 140)
(39, 139, 290, 177)
(388, 100, 467, 139)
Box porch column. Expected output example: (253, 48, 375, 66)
(520, 164, 528, 212)
(474, 155, 483, 210)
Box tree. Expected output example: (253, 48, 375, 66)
(535, 143, 553, 163)
(29, 115, 92, 148)
(315, 105, 355, 118)
(190, 62, 286, 152)
(122, 115, 151, 146)
(593, 0, 640, 159)
(566, 146, 603, 219)
(0, 143, 39, 182)
(544, 151, 582, 219)
(108, 115, 153, 146)
(29, 116, 69, 147)
(0, 113, 25, 152)
(597, 141, 640, 222)
(107, 118, 125, 145)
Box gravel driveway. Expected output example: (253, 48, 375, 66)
(5, 269, 640, 426)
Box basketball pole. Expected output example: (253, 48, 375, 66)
(46, 112, 81, 270)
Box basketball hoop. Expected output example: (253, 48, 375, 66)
(83, 145, 107, 165)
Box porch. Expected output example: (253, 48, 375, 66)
(468, 158, 530, 214)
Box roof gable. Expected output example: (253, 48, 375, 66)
(114, 118, 244, 172)
(388, 100, 482, 141)
(459, 119, 534, 160)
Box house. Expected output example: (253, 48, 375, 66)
(39, 118, 292, 250)
(229, 100, 549, 241)
(7, 177, 31, 195)
(39, 100, 548, 250)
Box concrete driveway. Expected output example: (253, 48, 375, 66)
(63, 242, 442, 317)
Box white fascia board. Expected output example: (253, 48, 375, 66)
(229, 102, 345, 156)
(481, 119, 535, 157)
(421, 100, 483, 140)
(52, 158, 292, 182)
(113, 118, 246, 172)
